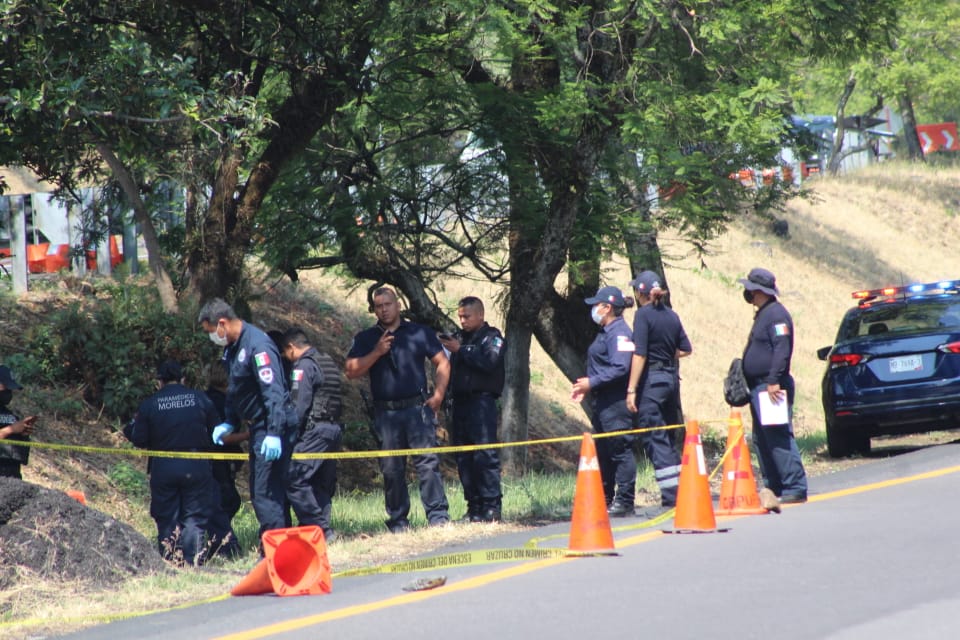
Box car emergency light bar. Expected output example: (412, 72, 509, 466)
(853, 280, 960, 304)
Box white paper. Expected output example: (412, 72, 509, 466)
(758, 391, 789, 426)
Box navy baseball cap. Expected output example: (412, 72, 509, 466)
(739, 267, 779, 296)
(585, 286, 626, 307)
(629, 270, 662, 293)
(0, 365, 22, 390)
(156, 360, 183, 382)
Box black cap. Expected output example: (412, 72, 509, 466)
(738, 267, 779, 296)
(0, 365, 22, 390)
(584, 286, 626, 307)
(156, 360, 183, 383)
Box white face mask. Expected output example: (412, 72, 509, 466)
(591, 304, 606, 325)
(208, 326, 229, 347)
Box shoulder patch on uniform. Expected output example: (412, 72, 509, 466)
(259, 368, 274, 384)
(491, 337, 503, 353)
(774, 323, 790, 336)
(238, 348, 247, 363)
(291, 369, 304, 382)
(616, 335, 636, 352)
(254, 352, 271, 367)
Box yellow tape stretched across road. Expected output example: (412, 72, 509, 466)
(12, 421, 709, 461)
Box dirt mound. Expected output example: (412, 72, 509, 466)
(0, 477, 166, 591)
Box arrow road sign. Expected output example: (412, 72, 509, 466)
(916, 122, 960, 154)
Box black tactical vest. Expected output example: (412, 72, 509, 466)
(301, 350, 343, 423)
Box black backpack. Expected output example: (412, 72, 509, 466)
(723, 358, 751, 407)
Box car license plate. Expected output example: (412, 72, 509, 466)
(889, 355, 923, 373)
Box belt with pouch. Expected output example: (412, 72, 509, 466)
(373, 395, 423, 411)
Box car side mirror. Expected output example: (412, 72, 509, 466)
(816, 346, 832, 361)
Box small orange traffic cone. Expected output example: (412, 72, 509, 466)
(231, 525, 332, 596)
(716, 411, 768, 516)
(567, 433, 617, 555)
(668, 420, 724, 533)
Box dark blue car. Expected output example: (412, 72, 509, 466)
(817, 281, 960, 457)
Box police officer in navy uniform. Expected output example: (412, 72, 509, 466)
(626, 271, 692, 508)
(124, 360, 219, 565)
(739, 267, 808, 507)
(439, 296, 505, 523)
(0, 366, 36, 480)
(346, 287, 450, 533)
(572, 286, 638, 517)
(198, 298, 299, 544)
(279, 327, 343, 542)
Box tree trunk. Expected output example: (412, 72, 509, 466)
(827, 71, 857, 176)
(898, 92, 925, 161)
(500, 322, 532, 474)
(95, 142, 179, 313)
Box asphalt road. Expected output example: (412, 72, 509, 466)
(61, 443, 960, 640)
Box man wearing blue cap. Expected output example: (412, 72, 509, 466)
(573, 286, 637, 516)
(739, 267, 808, 508)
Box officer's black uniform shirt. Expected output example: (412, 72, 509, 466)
(347, 320, 443, 400)
(742, 298, 793, 384)
(631, 303, 692, 364)
(127, 383, 220, 455)
(223, 323, 290, 435)
(449, 322, 505, 397)
(290, 347, 342, 426)
(586, 316, 634, 410)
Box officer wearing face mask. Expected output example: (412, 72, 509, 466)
(197, 298, 299, 547)
(739, 267, 808, 508)
(572, 287, 638, 517)
(0, 366, 36, 480)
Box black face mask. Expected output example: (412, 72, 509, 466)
(742, 289, 755, 304)
(0, 390, 12, 406)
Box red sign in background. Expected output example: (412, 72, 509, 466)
(916, 122, 959, 154)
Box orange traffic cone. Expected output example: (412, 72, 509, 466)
(231, 525, 332, 596)
(668, 420, 725, 533)
(567, 433, 617, 555)
(716, 411, 768, 516)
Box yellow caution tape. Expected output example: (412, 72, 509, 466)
(12, 422, 688, 461)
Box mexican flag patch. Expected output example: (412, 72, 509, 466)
(254, 352, 271, 367)
(774, 323, 790, 336)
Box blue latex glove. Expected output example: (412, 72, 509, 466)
(260, 435, 282, 461)
(212, 423, 234, 446)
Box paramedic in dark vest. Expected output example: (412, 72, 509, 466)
(439, 296, 505, 523)
(625, 271, 692, 508)
(739, 267, 808, 506)
(124, 360, 219, 565)
(0, 365, 36, 480)
(198, 298, 299, 543)
(571, 286, 637, 517)
(346, 286, 451, 533)
(279, 327, 343, 542)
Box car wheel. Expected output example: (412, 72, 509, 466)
(826, 420, 869, 458)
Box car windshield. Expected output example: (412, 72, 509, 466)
(837, 300, 960, 340)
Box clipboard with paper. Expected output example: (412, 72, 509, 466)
(758, 391, 789, 426)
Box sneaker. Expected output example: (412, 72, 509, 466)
(480, 508, 501, 523)
(606, 502, 634, 518)
(780, 493, 808, 504)
(759, 488, 781, 513)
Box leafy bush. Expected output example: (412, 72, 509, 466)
(16, 282, 219, 421)
(108, 461, 149, 501)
